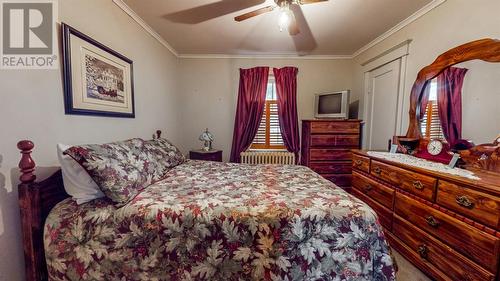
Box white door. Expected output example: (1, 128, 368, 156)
(365, 59, 402, 150)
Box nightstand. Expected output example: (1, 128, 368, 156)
(189, 150, 223, 162)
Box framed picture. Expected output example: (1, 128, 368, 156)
(62, 23, 135, 118)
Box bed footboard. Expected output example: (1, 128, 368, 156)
(18, 140, 68, 281)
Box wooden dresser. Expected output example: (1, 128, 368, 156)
(301, 120, 362, 189)
(351, 150, 500, 281)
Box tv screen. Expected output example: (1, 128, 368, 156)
(318, 93, 342, 114)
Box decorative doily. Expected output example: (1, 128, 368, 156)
(367, 151, 480, 180)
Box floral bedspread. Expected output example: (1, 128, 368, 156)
(45, 160, 395, 281)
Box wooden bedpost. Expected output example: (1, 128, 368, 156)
(17, 140, 68, 281)
(156, 130, 162, 139)
(18, 140, 36, 183)
(17, 140, 45, 281)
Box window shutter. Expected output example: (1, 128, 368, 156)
(421, 101, 444, 139)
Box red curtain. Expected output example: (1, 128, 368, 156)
(437, 67, 468, 146)
(273, 67, 300, 161)
(419, 80, 432, 120)
(230, 67, 270, 162)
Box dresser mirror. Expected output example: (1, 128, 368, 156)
(401, 38, 500, 172)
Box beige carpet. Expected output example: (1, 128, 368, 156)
(393, 251, 432, 281)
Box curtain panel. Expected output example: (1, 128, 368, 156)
(437, 66, 468, 146)
(273, 67, 300, 161)
(230, 67, 270, 163)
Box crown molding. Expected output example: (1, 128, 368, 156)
(178, 54, 353, 60)
(351, 0, 447, 58)
(112, 0, 178, 56)
(114, 0, 446, 60)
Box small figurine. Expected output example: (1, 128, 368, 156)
(199, 128, 214, 151)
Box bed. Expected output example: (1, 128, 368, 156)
(17, 137, 395, 281)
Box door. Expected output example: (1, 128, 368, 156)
(365, 59, 402, 150)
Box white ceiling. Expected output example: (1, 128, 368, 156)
(121, 0, 434, 56)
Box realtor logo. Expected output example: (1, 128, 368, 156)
(1, 0, 58, 69)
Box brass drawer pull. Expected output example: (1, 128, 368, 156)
(364, 185, 373, 192)
(413, 180, 424, 190)
(417, 244, 429, 259)
(426, 216, 440, 228)
(456, 195, 475, 209)
(373, 167, 382, 174)
(354, 160, 363, 166)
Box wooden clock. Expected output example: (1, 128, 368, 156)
(413, 138, 453, 164)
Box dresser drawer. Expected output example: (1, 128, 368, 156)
(395, 192, 500, 272)
(309, 149, 351, 161)
(335, 135, 360, 147)
(393, 215, 495, 281)
(351, 188, 393, 231)
(322, 174, 352, 187)
(437, 181, 500, 229)
(309, 161, 352, 174)
(371, 161, 436, 201)
(310, 121, 360, 134)
(352, 154, 370, 173)
(352, 172, 394, 209)
(310, 134, 359, 147)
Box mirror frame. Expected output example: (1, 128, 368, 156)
(405, 38, 500, 139)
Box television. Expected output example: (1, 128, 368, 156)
(314, 90, 350, 119)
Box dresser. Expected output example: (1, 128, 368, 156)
(301, 120, 362, 189)
(351, 150, 500, 281)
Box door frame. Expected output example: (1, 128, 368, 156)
(361, 40, 411, 149)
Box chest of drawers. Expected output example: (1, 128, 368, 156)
(351, 150, 500, 281)
(301, 120, 362, 190)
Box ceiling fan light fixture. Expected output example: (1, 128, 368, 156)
(278, 4, 292, 32)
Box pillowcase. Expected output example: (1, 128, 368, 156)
(57, 144, 104, 204)
(142, 138, 186, 181)
(64, 137, 186, 206)
(64, 138, 151, 206)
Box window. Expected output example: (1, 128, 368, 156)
(250, 78, 285, 149)
(420, 79, 444, 139)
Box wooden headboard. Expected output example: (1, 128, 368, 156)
(18, 140, 68, 281)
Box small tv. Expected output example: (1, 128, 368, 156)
(314, 90, 350, 119)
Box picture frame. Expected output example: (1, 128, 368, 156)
(61, 23, 135, 118)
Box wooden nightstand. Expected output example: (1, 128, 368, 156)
(189, 150, 223, 162)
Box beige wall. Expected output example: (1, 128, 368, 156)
(352, 0, 500, 145)
(177, 58, 354, 161)
(0, 1, 181, 280)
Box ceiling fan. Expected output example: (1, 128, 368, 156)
(234, 0, 328, 35)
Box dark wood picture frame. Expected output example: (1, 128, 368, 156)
(62, 23, 135, 118)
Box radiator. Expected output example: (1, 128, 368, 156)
(240, 151, 296, 165)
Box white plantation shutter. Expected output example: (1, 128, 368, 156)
(421, 101, 444, 139)
(251, 79, 285, 149)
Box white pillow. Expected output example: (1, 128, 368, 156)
(57, 144, 104, 204)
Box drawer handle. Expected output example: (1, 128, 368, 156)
(373, 167, 382, 174)
(413, 180, 424, 190)
(354, 160, 363, 166)
(364, 185, 373, 193)
(417, 244, 429, 259)
(456, 195, 475, 209)
(426, 216, 440, 228)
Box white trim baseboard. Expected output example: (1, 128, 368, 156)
(113, 0, 446, 59)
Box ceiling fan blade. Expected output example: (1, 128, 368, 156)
(299, 0, 328, 4)
(290, 4, 317, 54)
(164, 0, 266, 24)
(234, 5, 275, 22)
(288, 11, 300, 35)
